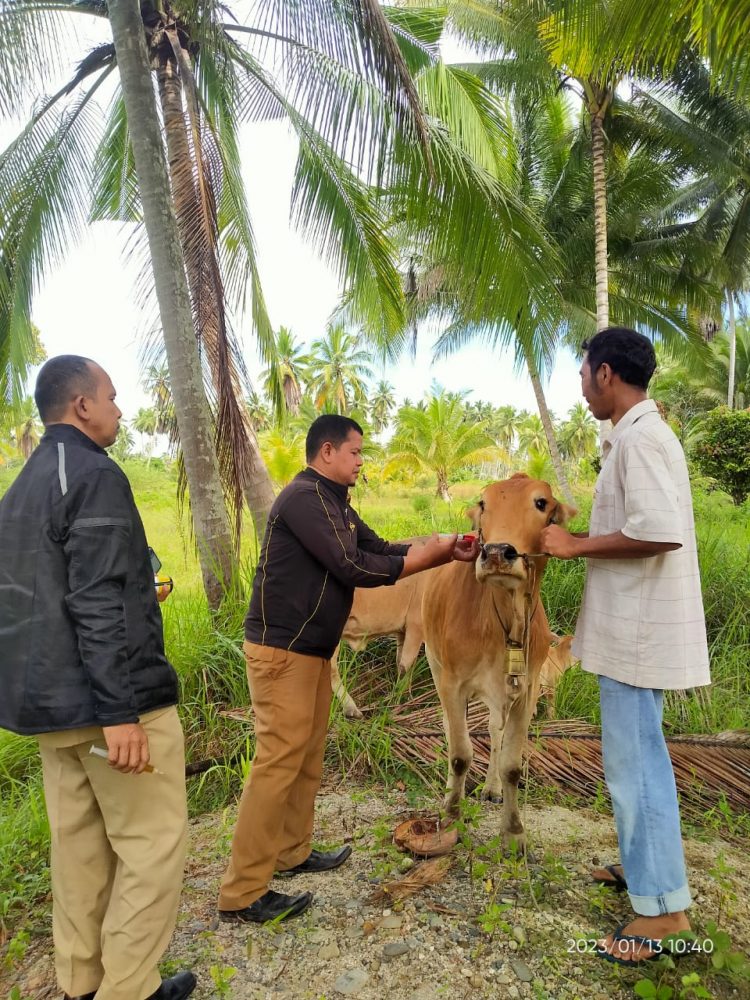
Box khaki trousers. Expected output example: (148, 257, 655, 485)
(37, 706, 188, 1000)
(218, 642, 332, 910)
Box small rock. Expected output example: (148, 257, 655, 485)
(470, 976, 484, 988)
(383, 940, 410, 960)
(509, 957, 534, 983)
(512, 925, 526, 946)
(508, 987, 520, 999)
(428, 915, 443, 928)
(380, 914, 402, 929)
(318, 941, 340, 960)
(334, 967, 369, 995)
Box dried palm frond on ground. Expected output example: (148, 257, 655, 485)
(218, 651, 750, 839)
(368, 855, 453, 904)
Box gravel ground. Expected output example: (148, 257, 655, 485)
(8, 783, 750, 1000)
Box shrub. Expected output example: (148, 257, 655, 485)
(692, 407, 750, 504)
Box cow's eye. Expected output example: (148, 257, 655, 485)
(534, 498, 548, 511)
(478, 499, 485, 511)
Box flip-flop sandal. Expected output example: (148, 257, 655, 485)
(595, 924, 684, 967)
(591, 864, 628, 892)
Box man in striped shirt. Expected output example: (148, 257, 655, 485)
(541, 327, 710, 966)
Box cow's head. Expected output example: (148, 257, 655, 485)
(467, 474, 577, 590)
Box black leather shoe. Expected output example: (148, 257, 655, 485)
(146, 970, 197, 1000)
(219, 889, 313, 924)
(279, 845, 353, 875)
(64, 994, 96, 1000)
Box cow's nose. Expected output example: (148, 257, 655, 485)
(480, 542, 519, 563)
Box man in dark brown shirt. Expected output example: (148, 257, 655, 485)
(218, 415, 477, 923)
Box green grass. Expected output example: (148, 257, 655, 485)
(1, 459, 748, 935)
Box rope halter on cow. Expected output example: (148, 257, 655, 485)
(475, 500, 557, 686)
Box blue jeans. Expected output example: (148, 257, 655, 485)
(599, 676, 692, 916)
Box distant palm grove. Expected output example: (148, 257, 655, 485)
(2, 0, 750, 605)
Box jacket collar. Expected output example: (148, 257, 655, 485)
(603, 398, 658, 458)
(41, 423, 108, 455)
(299, 466, 349, 502)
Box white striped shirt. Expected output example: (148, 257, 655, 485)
(573, 399, 711, 689)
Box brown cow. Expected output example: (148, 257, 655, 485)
(331, 539, 431, 719)
(422, 474, 576, 850)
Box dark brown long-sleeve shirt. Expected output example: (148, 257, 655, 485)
(245, 468, 409, 658)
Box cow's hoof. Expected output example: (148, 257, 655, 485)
(442, 796, 460, 817)
(502, 833, 527, 855)
(481, 789, 503, 804)
(344, 706, 364, 720)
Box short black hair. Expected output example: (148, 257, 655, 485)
(582, 327, 656, 390)
(35, 355, 98, 424)
(306, 414, 363, 462)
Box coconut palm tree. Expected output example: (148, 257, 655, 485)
(0, 0, 461, 597)
(559, 402, 598, 460)
(1, 395, 42, 460)
(517, 413, 550, 459)
(307, 324, 373, 415)
(133, 405, 158, 458)
(385, 392, 498, 500)
(245, 390, 271, 434)
(107, 0, 236, 606)
(632, 54, 750, 406)
(261, 327, 308, 426)
(370, 379, 396, 435)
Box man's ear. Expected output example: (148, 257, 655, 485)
(552, 501, 578, 526)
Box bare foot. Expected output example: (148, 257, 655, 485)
(598, 912, 692, 963)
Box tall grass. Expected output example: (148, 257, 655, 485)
(1, 463, 748, 932)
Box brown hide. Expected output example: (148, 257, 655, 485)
(422, 475, 576, 848)
(331, 538, 431, 719)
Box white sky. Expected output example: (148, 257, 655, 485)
(4, 14, 585, 428)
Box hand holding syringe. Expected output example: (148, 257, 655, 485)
(89, 744, 164, 775)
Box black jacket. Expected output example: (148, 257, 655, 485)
(0, 424, 178, 735)
(245, 468, 409, 658)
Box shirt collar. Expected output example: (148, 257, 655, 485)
(602, 398, 658, 457)
(300, 466, 349, 502)
(41, 423, 107, 454)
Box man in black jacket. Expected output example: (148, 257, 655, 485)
(0, 356, 195, 1000)
(218, 414, 478, 923)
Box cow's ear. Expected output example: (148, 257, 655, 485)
(465, 504, 481, 528)
(509, 472, 529, 480)
(553, 501, 578, 526)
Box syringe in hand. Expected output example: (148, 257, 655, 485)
(89, 744, 164, 774)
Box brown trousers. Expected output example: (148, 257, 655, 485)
(37, 706, 188, 1000)
(218, 642, 332, 910)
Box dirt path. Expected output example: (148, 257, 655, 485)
(9, 785, 750, 1000)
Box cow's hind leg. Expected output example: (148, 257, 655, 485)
(330, 644, 363, 720)
(498, 685, 534, 852)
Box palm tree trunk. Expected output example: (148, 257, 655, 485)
(155, 52, 274, 538)
(590, 106, 610, 332)
(436, 472, 451, 502)
(587, 83, 613, 447)
(522, 343, 574, 503)
(108, 0, 234, 609)
(727, 287, 737, 408)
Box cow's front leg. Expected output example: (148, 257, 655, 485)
(481, 703, 509, 803)
(498, 683, 534, 852)
(438, 680, 472, 815)
(330, 644, 363, 720)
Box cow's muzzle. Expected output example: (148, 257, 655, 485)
(480, 542, 519, 564)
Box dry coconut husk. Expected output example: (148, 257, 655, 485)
(369, 855, 453, 903)
(393, 815, 458, 857)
